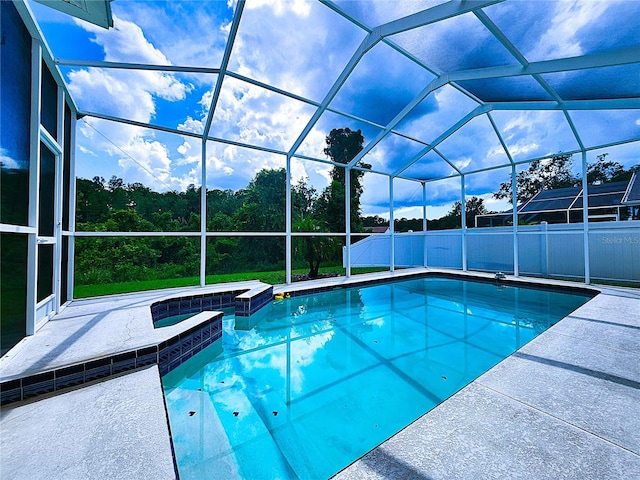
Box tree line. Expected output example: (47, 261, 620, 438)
(75, 128, 369, 284)
(75, 134, 636, 287)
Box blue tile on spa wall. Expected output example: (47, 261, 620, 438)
(22, 371, 55, 399)
(112, 351, 137, 374)
(55, 364, 85, 390)
(85, 357, 112, 382)
(0, 379, 22, 405)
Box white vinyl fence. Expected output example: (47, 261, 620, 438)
(345, 221, 640, 285)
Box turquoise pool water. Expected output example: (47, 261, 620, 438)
(162, 277, 592, 479)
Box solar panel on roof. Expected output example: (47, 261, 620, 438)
(587, 181, 628, 195)
(530, 187, 581, 200)
(572, 193, 625, 209)
(520, 198, 575, 212)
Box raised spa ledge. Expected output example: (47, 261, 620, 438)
(0, 280, 272, 406)
(234, 284, 274, 317)
(0, 310, 224, 406)
(150, 282, 273, 324)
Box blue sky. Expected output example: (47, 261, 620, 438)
(29, 0, 640, 220)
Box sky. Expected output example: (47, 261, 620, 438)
(29, 0, 640, 220)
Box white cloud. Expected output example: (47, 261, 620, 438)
(68, 68, 156, 122)
(479, 193, 510, 214)
(0, 148, 20, 170)
(454, 157, 472, 170)
(229, 0, 361, 102)
(529, 1, 610, 60)
(507, 141, 539, 158)
(77, 145, 96, 156)
(492, 110, 580, 161)
(246, 0, 312, 17)
(116, 137, 172, 184)
(71, 14, 192, 114)
(177, 141, 191, 156)
(68, 14, 200, 190)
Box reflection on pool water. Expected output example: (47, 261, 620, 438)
(162, 277, 592, 479)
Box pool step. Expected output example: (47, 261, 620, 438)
(164, 388, 241, 479)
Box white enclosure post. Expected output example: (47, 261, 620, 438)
(345, 166, 351, 278)
(26, 40, 42, 335)
(68, 108, 77, 302)
(422, 181, 428, 268)
(511, 164, 519, 276)
(461, 175, 467, 272)
(285, 155, 292, 284)
(200, 141, 207, 287)
(389, 176, 395, 272)
(54, 86, 64, 314)
(581, 151, 590, 284)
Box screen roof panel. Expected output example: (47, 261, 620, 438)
(484, 0, 640, 63)
(208, 76, 317, 152)
(294, 110, 383, 161)
(29, 0, 640, 191)
(390, 12, 519, 73)
(457, 76, 554, 103)
(67, 68, 217, 132)
(329, 42, 436, 126)
(490, 110, 581, 162)
(541, 64, 640, 101)
(402, 151, 459, 182)
(365, 133, 430, 175)
(228, 0, 366, 103)
(331, 0, 449, 29)
(435, 114, 510, 173)
(394, 85, 479, 146)
(568, 110, 640, 149)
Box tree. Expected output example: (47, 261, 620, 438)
(587, 153, 633, 184)
(235, 168, 285, 232)
(106, 175, 129, 211)
(76, 176, 109, 224)
(316, 128, 370, 233)
(494, 154, 577, 204)
(232, 168, 286, 271)
(292, 177, 318, 220)
(291, 176, 333, 277)
(421, 196, 490, 231)
(451, 196, 489, 228)
(292, 217, 338, 278)
(362, 215, 388, 229)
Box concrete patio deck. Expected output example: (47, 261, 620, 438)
(1, 269, 638, 479)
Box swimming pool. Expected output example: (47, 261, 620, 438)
(162, 276, 593, 479)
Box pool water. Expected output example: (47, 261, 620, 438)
(162, 277, 592, 479)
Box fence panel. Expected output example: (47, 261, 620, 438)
(345, 221, 639, 285)
(588, 223, 640, 284)
(347, 235, 391, 267)
(394, 234, 425, 267)
(467, 230, 514, 274)
(425, 232, 462, 269)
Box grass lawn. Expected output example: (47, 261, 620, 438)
(73, 266, 389, 298)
